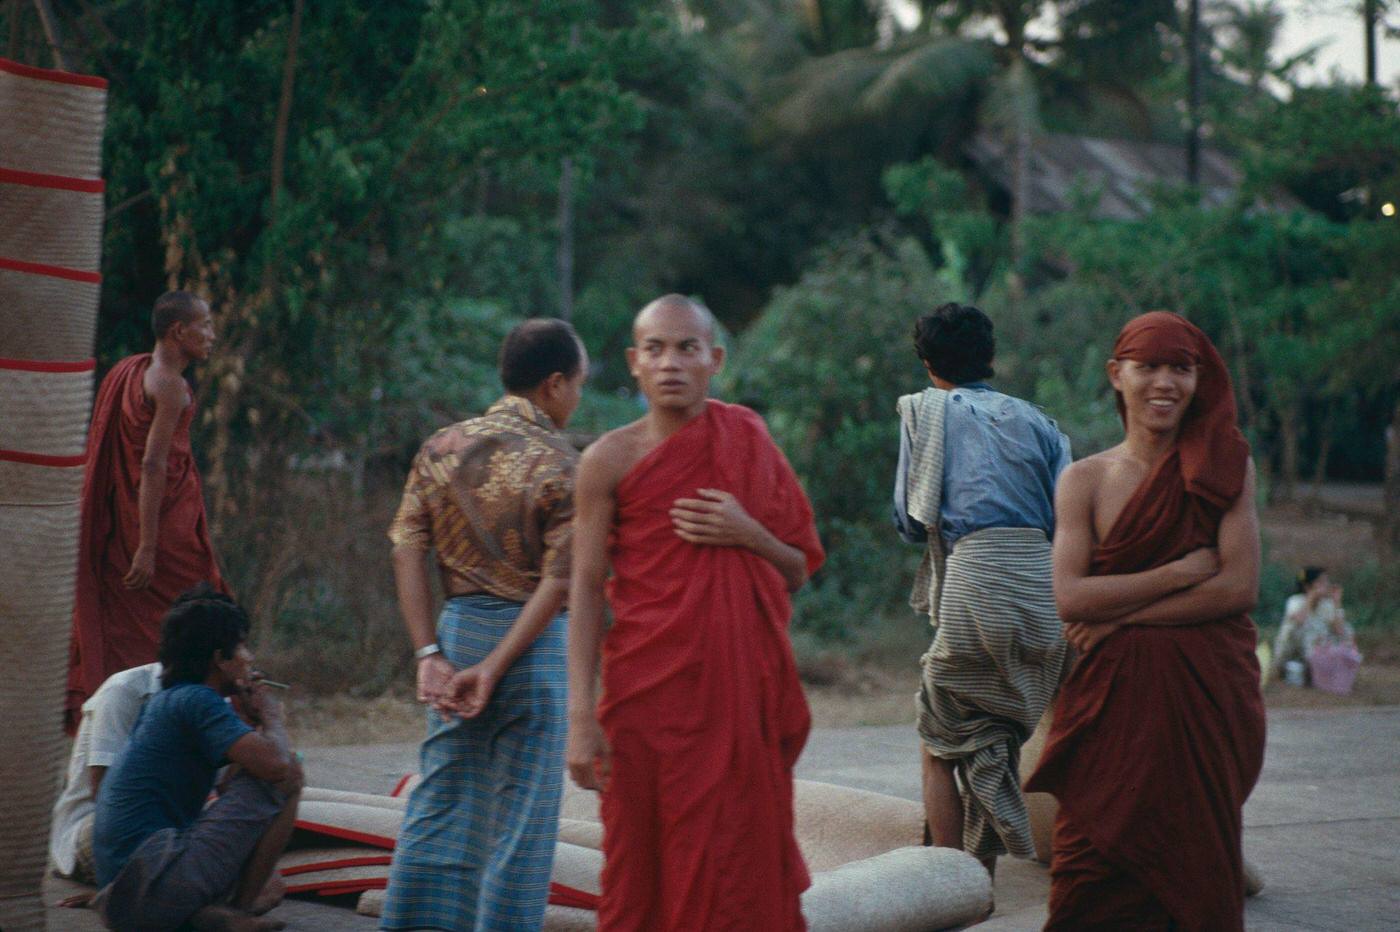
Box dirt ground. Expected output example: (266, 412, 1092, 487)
(288, 488, 1398, 746)
(285, 656, 1400, 747)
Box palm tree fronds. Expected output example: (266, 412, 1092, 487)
(858, 36, 997, 115)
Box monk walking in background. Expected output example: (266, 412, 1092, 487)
(894, 303, 1070, 874)
(1026, 311, 1267, 930)
(68, 290, 226, 733)
(567, 295, 824, 931)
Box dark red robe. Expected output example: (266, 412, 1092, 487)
(598, 400, 824, 931)
(66, 354, 225, 731)
(1026, 313, 1266, 931)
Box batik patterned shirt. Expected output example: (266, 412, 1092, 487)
(388, 395, 578, 602)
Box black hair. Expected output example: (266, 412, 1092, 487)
(152, 291, 206, 339)
(1295, 566, 1326, 594)
(912, 303, 995, 385)
(158, 583, 251, 688)
(498, 318, 583, 392)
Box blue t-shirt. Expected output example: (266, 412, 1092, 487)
(92, 683, 252, 887)
(894, 383, 1071, 548)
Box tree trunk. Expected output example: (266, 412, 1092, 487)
(1277, 400, 1300, 504)
(30, 0, 69, 69)
(555, 22, 579, 321)
(1383, 396, 1400, 554)
(556, 155, 575, 321)
(207, 2, 302, 536)
(1364, 0, 1378, 87)
(1186, 0, 1202, 184)
(1226, 305, 1261, 433)
(269, 0, 304, 214)
(9, 0, 24, 59)
(1007, 56, 1033, 300)
(1307, 401, 1336, 513)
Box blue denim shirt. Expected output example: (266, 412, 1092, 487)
(894, 383, 1071, 548)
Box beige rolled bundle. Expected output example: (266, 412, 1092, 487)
(0, 60, 107, 178)
(0, 171, 105, 271)
(801, 846, 992, 932)
(0, 53, 107, 931)
(794, 780, 925, 872)
(0, 259, 101, 361)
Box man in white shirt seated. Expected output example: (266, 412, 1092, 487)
(50, 661, 163, 885)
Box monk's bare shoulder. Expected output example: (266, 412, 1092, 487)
(1073, 444, 1149, 539)
(1056, 449, 1117, 499)
(578, 420, 648, 493)
(143, 364, 190, 411)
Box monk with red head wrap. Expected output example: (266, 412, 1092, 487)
(567, 295, 823, 930)
(1025, 311, 1266, 930)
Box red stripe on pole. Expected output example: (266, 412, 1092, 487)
(0, 56, 108, 89)
(0, 256, 102, 283)
(0, 166, 105, 193)
(0, 357, 95, 373)
(0, 449, 87, 468)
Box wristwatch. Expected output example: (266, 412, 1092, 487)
(414, 643, 442, 661)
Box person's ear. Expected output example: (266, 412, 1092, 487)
(625, 346, 638, 378)
(709, 344, 725, 373)
(1105, 358, 1123, 392)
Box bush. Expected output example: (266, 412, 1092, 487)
(725, 232, 947, 640)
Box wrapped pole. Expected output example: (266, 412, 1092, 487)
(0, 55, 107, 930)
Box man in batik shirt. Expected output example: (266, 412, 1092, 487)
(380, 318, 588, 931)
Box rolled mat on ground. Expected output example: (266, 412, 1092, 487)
(286, 787, 600, 910)
(0, 54, 107, 932)
(344, 777, 992, 930)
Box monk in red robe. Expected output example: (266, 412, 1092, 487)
(1025, 311, 1266, 930)
(567, 294, 824, 931)
(67, 291, 227, 733)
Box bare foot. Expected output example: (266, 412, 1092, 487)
(190, 904, 286, 931)
(249, 874, 286, 915)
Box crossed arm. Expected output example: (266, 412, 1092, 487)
(1055, 459, 1260, 652)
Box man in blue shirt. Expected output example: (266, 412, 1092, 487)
(92, 586, 303, 932)
(895, 302, 1069, 878)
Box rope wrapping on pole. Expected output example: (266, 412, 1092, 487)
(0, 53, 107, 931)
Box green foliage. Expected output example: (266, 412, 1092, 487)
(1337, 560, 1400, 632)
(724, 233, 944, 637)
(884, 156, 1003, 294)
(725, 233, 941, 524)
(1241, 84, 1400, 220)
(11, 0, 1396, 672)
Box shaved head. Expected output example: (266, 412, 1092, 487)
(627, 293, 724, 415)
(633, 294, 716, 346)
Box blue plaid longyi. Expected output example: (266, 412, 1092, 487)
(379, 595, 567, 931)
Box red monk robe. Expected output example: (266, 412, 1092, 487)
(1026, 313, 1266, 931)
(66, 353, 226, 731)
(598, 400, 824, 931)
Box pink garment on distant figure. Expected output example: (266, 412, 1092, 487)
(1309, 642, 1362, 695)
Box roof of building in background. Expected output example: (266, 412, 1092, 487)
(966, 132, 1261, 219)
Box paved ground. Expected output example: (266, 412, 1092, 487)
(43, 705, 1400, 930)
